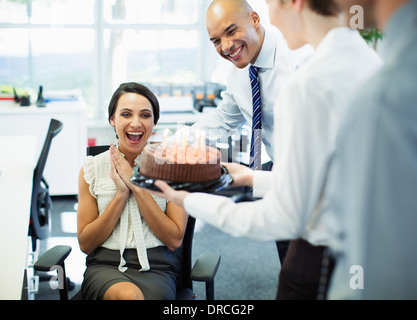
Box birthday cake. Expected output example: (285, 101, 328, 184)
(139, 143, 221, 183)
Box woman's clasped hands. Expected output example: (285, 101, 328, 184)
(109, 143, 135, 195)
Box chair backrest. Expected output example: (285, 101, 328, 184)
(86, 145, 109, 156)
(30, 118, 63, 250)
(33, 119, 63, 185)
(86, 145, 196, 298)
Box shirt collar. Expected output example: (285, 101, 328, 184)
(315, 27, 362, 56)
(251, 26, 276, 70)
(116, 144, 144, 167)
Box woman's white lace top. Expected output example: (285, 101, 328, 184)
(83, 150, 165, 272)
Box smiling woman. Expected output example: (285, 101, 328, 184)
(107, 82, 160, 164)
(76, 81, 188, 300)
(110, 94, 154, 163)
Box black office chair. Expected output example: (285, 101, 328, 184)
(29, 118, 63, 252)
(34, 145, 221, 300)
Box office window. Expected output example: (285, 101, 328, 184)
(100, 0, 203, 117)
(103, 0, 198, 25)
(105, 29, 199, 85)
(0, 0, 207, 119)
(30, 0, 95, 24)
(0, 0, 95, 115)
(0, 0, 28, 23)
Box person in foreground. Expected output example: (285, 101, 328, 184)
(77, 82, 188, 300)
(146, 0, 383, 299)
(326, 0, 417, 299)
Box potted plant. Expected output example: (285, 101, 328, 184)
(360, 28, 384, 50)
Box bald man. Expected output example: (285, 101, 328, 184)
(192, 0, 312, 165)
(327, 0, 417, 299)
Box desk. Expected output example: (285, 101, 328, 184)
(0, 135, 37, 300)
(0, 101, 87, 195)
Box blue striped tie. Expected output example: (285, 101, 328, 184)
(249, 65, 262, 170)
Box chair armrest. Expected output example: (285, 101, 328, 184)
(191, 252, 221, 282)
(34, 245, 72, 272)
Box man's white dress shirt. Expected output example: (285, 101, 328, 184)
(184, 28, 382, 246)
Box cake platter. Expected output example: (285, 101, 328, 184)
(130, 165, 233, 193)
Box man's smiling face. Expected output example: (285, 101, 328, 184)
(206, 2, 263, 69)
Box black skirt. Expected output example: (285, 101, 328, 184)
(277, 238, 335, 300)
(81, 246, 181, 300)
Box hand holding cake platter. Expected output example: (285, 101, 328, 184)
(130, 129, 233, 193)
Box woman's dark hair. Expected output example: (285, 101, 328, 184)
(306, 0, 341, 16)
(108, 82, 160, 125)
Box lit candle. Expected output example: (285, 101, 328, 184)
(174, 130, 180, 161)
(194, 130, 200, 157)
(162, 128, 169, 156)
(183, 127, 189, 155)
(200, 131, 206, 150)
(199, 131, 206, 164)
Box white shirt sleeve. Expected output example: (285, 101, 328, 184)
(184, 77, 336, 242)
(253, 170, 273, 198)
(191, 88, 247, 144)
(184, 192, 301, 241)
